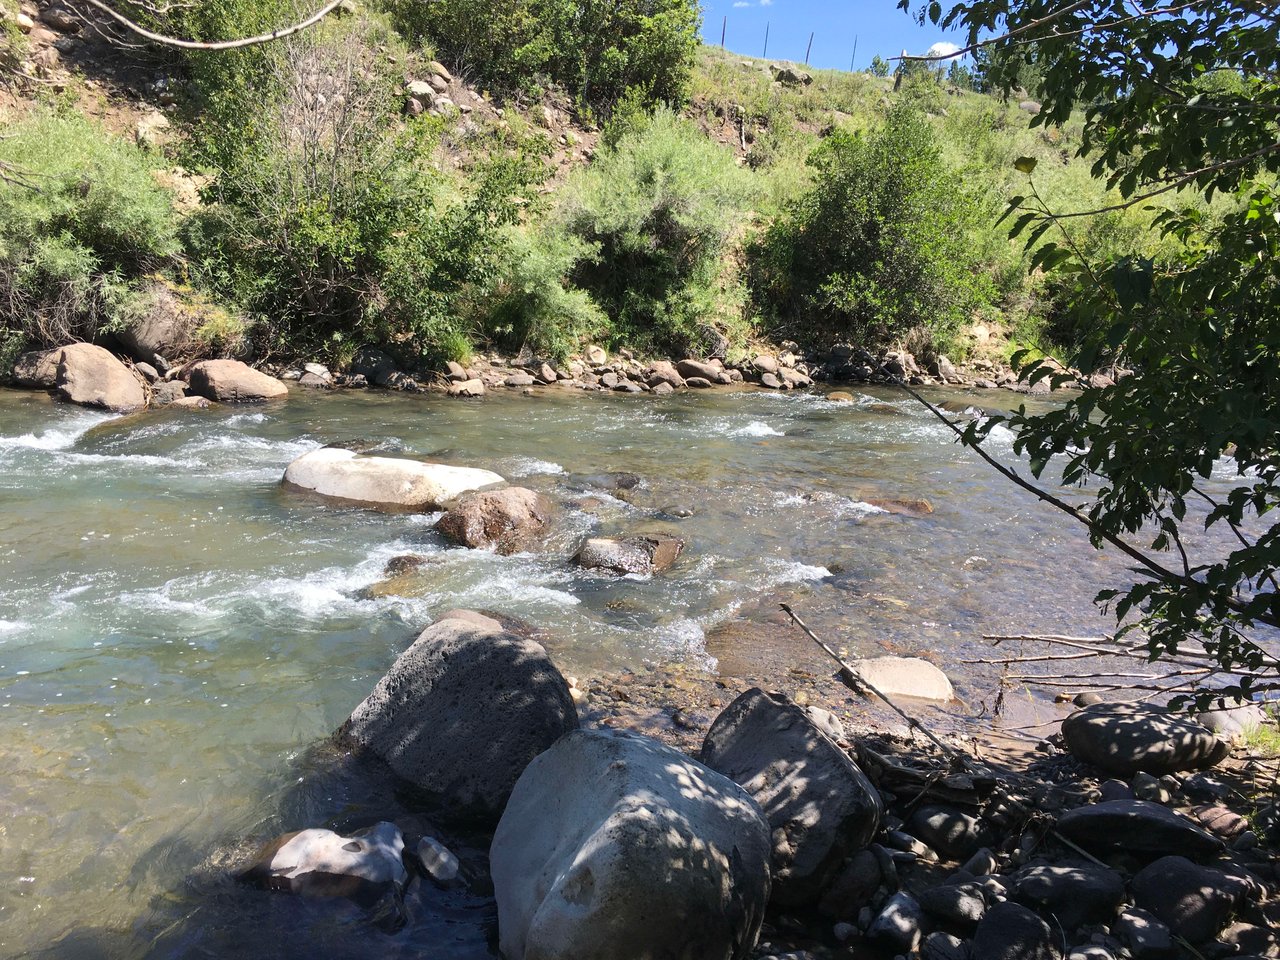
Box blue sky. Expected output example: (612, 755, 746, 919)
(699, 0, 965, 72)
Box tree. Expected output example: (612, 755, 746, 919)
(900, 1, 1280, 705)
(868, 54, 890, 77)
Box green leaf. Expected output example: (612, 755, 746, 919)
(1013, 156, 1038, 174)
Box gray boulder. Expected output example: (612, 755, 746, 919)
(339, 615, 578, 822)
(1062, 701, 1228, 776)
(1055, 800, 1224, 860)
(676, 358, 731, 384)
(700, 688, 883, 904)
(918, 882, 987, 927)
(187, 359, 287, 403)
(1014, 865, 1125, 931)
(1115, 908, 1177, 960)
(55, 343, 146, 413)
(867, 891, 925, 954)
(115, 283, 203, 365)
(283, 447, 504, 511)
(11, 348, 59, 388)
(1132, 856, 1245, 943)
(908, 805, 992, 860)
(238, 821, 407, 906)
(576, 535, 684, 575)
(434, 487, 550, 553)
(490, 728, 771, 960)
(971, 901, 1063, 960)
(351, 347, 397, 387)
(151, 380, 188, 405)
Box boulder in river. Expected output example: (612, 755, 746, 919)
(339, 614, 577, 822)
(283, 447, 504, 511)
(490, 728, 771, 960)
(55, 343, 146, 413)
(238, 821, 407, 905)
(576, 534, 684, 575)
(1061, 701, 1229, 776)
(187, 359, 287, 403)
(434, 487, 550, 553)
(700, 688, 883, 904)
(11, 348, 59, 388)
(1055, 799, 1224, 860)
(845, 655, 955, 702)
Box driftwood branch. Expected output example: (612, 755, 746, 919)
(71, 0, 346, 50)
(780, 603, 1108, 868)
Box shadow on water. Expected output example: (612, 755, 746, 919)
(34, 743, 501, 960)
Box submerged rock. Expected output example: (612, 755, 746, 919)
(338, 614, 577, 822)
(434, 487, 550, 553)
(576, 534, 684, 575)
(490, 728, 771, 960)
(238, 821, 407, 906)
(1061, 701, 1229, 776)
(700, 688, 882, 904)
(56, 343, 146, 413)
(283, 447, 503, 511)
(187, 359, 287, 403)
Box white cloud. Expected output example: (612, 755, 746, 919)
(925, 41, 961, 59)
(759, 0, 774, 5)
(732, 1, 751, 6)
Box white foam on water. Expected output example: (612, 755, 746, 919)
(504, 456, 566, 477)
(838, 499, 888, 519)
(0, 619, 28, 636)
(650, 617, 706, 654)
(730, 420, 784, 438)
(763, 559, 832, 583)
(116, 582, 224, 620)
(60, 451, 186, 469)
(0, 410, 117, 453)
(773, 492, 810, 508)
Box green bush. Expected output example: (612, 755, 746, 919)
(181, 16, 541, 365)
(387, 0, 700, 118)
(555, 108, 755, 356)
(0, 111, 180, 353)
(751, 103, 994, 352)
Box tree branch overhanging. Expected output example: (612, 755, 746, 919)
(71, 0, 346, 50)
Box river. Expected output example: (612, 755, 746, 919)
(0, 383, 1142, 958)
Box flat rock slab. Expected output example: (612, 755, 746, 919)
(283, 447, 504, 511)
(845, 656, 954, 702)
(1062, 701, 1228, 776)
(339, 615, 577, 822)
(187, 359, 287, 402)
(701, 688, 883, 904)
(972, 901, 1063, 960)
(56, 344, 145, 413)
(1055, 800, 1224, 861)
(491, 728, 771, 960)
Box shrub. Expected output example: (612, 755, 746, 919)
(387, 0, 700, 118)
(751, 103, 994, 352)
(182, 15, 541, 364)
(0, 112, 180, 353)
(555, 108, 755, 356)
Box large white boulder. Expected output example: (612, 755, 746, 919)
(339, 615, 578, 821)
(847, 656, 955, 702)
(491, 728, 772, 960)
(283, 446, 504, 511)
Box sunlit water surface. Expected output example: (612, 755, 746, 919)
(0, 384, 1216, 958)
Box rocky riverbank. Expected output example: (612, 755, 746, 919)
(226, 604, 1278, 960)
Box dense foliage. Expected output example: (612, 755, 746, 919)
(386, 0, 701, 118)
(906, 0, 1280, 701)
(0, 112, 179, 364)
(555, 109, 755, 356)
(181, 15, 542, 364)
(751, 103, 993, 351)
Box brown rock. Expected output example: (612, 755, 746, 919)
(576, 535, 684, 575)
(168, 395, 211, 410)
(677, 359, 731, 384)
(447, 378, 485, 397)
(55, 344, 146, 413)
(866, 498, 934, 517)
(435, 487, 550, 554)
(647, 360, 686, 389)
(11, 348, 59, 388)
(187, 359, 287, 403)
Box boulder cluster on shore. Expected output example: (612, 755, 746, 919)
(6, 332, 1115, 415)
(232, 605, 1278, 960)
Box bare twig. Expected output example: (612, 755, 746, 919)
(70, 0, 346, 50)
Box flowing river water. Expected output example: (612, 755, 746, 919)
(0, 383, 1177, 958)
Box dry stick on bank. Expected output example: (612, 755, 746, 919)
(69, 0, 346, 50)
(780, 602, 1109, 868)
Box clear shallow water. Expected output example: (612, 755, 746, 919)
(0, 384, 1160, 957)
